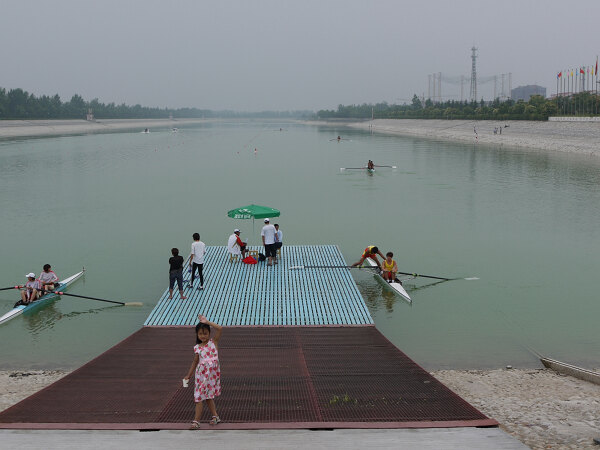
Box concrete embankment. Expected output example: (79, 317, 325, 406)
(0, 118, 209, 139)
(311, 119, 600, 156)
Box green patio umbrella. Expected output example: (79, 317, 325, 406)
(227, 204, 281, 242)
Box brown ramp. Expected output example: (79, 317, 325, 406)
(0, 326, 496, 429)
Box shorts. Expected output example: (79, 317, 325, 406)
(264, 243, 277, 258)
(169, 269, 183, 290)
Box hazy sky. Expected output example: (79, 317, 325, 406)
(2, 0, 599, 111)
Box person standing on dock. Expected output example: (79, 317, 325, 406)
(168, 248, 187, 300)
(261, 218, 277, 266)
(184, 314, 222, 428)
(351, 246, 385, 269)
(274, 224, 283, 255)
(190, 233, 206, 290)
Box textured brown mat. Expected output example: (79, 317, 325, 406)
(0, 326, 496, 429)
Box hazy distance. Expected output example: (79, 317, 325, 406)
(2, 0, 598, 111)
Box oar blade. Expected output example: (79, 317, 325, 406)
(124, 302, 144, 306)
(463, 277, 480, 281)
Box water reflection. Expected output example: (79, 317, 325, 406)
(23, 302, 120, 335)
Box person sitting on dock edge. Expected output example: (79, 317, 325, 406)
(227, 229, 247, 260)
(351, 246, 385, 269)
(381, 252, 398, 283)
(38, 264, 59, 292)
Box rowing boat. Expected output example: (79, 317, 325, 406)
(0, 269, 85, 325)
(363, 258, 411, 303)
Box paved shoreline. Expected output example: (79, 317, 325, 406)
(2, 368, 598, 448)
(313, 119, 600, 157)
(0, 118, 209, 139)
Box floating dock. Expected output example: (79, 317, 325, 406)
(0, 245, 496, 430)
(145, 245, 372, 326)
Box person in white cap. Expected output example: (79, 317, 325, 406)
(227, 229, 247, 259)
(261, 218, 277, 266)
(20, 273, 42, 304)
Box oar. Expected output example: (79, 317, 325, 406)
(340, 167, 367, 171)
(47, 291, 143, 306)
(289, 265, 479, 281)
(0, 286, 22, 291)
(374, 164, 397, 168)
(396, 271, 479, 281)
(290, 265, 366, 270)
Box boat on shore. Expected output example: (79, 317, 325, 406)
(363, 258, 411, 303)
(0, 269, 85, 325)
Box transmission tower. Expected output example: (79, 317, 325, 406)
(470, 46, 478, 102)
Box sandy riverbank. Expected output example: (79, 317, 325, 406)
(312, 119, 600, 157)
(2, 368, 598, 449)
(0, 119, 210, 139)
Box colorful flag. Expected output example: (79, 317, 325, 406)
(557, 71, 562, 78)
(596, 57, 598, 75)
(580, 68, 585, 74)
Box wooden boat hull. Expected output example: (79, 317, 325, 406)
(363, 258, 411, 303)
(0, 270, 85, 325)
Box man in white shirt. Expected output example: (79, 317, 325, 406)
(261, 218, 277, 266)
(227, 229, 247, 259)
(190, 232, 206, 290)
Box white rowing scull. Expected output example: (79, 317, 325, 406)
(363, 258, 412, 303)
(0, 269, 85, 325)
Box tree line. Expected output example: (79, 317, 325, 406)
(0, 87, 311, 120)
(317, 93, 600, 121)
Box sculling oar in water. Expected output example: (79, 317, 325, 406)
(289, 265, 479, 281)
(340, 167, 368, 171)
(43, 290, 143, 306)
(395, 271, 479, 282)
(373, 164, 397, 168)
(0, 286, 22, 291)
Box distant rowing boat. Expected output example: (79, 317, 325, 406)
(0, 269, 85, 325)
(340, 166, 375, 173)
(363, 258, 411, 303)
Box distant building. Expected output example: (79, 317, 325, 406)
(511, 85, 546, 101)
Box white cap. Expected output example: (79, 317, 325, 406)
(264, 218, 270, 223)
(234, 229, 240, 233)
(26, 273, 35, 278)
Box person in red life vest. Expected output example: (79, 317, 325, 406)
(351, 245, 385, 269)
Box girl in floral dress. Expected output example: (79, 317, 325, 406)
(184, 314, 222, 428)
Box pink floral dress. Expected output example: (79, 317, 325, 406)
(193, 339, 221, 402)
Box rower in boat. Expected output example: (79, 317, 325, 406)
(38, 264, 59, 292)
(337, 135, 341, 141)
(351, 246, 385, 269)
(19, 273, 42, 305)
(381, 252, 398, 283)
(367, 160, 375, 170)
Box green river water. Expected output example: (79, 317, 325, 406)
(1, 121, 599, 370)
